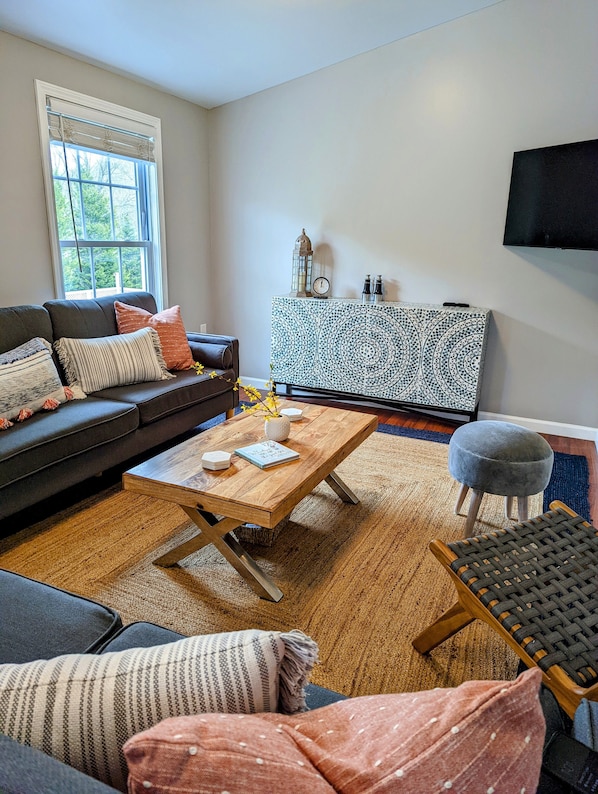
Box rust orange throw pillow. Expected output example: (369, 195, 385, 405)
(114, 301, 193, 370)
(124, 668, 545, 794)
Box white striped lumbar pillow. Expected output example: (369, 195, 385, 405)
(0, 629, 318, 791)
(54, 326, 174, 394)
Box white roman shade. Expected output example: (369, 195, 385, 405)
(45, 95, 156, 162)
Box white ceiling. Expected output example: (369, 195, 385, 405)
(0, 0, 504, 108)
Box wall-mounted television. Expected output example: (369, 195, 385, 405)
(503, 138, 598, 250)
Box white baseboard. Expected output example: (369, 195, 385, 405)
(242, 375, 598, 451)
(479, 411, 598, 451)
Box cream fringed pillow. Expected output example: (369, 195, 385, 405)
(0, 337, 84, 429)
(124, 669, 545, 794)
(0, 629, 318, 792)
(114, 301, 194, 370)
(54, 327, 174, 394)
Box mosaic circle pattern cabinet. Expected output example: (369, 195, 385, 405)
(271, 297, 490, 420)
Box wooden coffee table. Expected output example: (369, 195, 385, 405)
(122, 402, 377, 601)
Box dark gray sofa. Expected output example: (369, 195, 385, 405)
(0, 292, 239, 523)
(0, 569, 593, 794)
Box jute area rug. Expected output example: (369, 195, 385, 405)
(0, 431, 542, 698)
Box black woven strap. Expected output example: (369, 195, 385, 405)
(447, 506, 598, 687)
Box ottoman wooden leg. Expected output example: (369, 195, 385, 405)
(454, 483, 469, 515)
(518, 496, 529, 522)
(464, 490, 484, 537)
(505, 496, 514, 519)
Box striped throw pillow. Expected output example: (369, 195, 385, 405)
(114, 301, 194, 370)
(0, 629, 318, 792)
(54, 327, 174, 394)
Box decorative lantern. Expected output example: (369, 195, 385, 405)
(290, 228, 313, 297)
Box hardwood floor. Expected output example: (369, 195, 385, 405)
(283, 395, 598, 525)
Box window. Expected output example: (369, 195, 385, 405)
(35, 81, 167, 306)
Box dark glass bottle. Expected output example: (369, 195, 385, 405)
(362, 274, 371, 303)
(373, 275, 383, 303)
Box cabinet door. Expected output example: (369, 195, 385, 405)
(414, 307, 489, 411)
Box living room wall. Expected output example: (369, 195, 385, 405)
(208, 0, 598, 432)
(0, 30, 211, 331)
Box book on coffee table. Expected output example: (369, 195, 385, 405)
(234, 441, 300, 469)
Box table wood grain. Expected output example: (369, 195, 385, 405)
(123, 401, 377, 528)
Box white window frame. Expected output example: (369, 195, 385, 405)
(35, 80, 168, 308)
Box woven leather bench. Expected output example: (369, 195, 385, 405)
(412, 501, 598, 717)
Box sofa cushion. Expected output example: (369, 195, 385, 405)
(0, 629, 318, 792)
(0, 337, 83, 429)
(0, 734, 120, 794)
(0, 304, 54, 354)
(0, 569, 122, 664)
(96, 367, 236, 426)
(305, 683, 348, 710)
(55, 328, 174, 394)
(45, 291, 158, 341)
(98, 621, 185, 653)
(0, 397, 138, 488)
(124, 668, 545, 794)
(115, 301, 194, 371)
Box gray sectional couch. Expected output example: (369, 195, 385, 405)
(0, 569, 593, 794)
(0, 291, 239, 524)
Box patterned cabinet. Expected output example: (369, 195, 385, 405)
(271, 297, 490, 418)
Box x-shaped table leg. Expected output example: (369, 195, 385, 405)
(153, 505, 284, 602)
(325, 470, 359, 503)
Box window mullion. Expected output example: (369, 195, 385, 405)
(137, 164, 148, 241)
(109, 184, 116, 241)
(90, 248, 96, 294)
(107, 158, 116, 241)
(76, 155, 86, 241)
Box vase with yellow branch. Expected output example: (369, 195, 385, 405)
(193, 363, 290, 442)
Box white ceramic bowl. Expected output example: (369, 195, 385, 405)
(280, 407, 303, 422)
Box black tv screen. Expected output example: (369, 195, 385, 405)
(503, 138, 598, 250)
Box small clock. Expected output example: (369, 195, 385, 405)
(312, 276, 330, 298)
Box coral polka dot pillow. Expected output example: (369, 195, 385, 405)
(114, 301, 193, 370)
(124, 668, 545, 794)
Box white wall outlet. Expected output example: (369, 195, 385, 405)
(200, 323, 207, 333)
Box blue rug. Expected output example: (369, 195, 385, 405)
(197, 411, 592, 521)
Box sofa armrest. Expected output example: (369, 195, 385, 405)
(0, 569, 122, 664)
(0, 734, 119, 794)
(186, 333, 239, 376)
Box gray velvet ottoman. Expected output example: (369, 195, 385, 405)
(448, 420, 554, 537)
